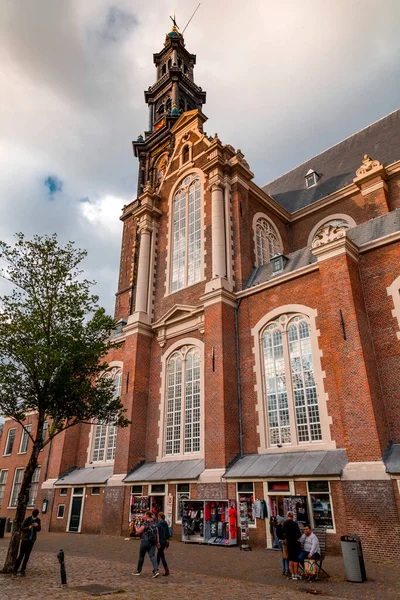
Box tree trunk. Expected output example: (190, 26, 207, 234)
(2, 442, 41, 573)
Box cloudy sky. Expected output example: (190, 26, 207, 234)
(1, 0, 399, 315)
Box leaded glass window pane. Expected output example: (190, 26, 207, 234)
(256, 219, 280, 266)
(263, 324, 291, 445)
(10, 468, 24, 508)
(171, 175, 201, 291)
(288, 319, 322, 443)
(166, 353, 182, 455)
(184, 349, 201, 453)
(28, 467, 41, 507)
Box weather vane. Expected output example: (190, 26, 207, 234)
(170, 12, 179, 30)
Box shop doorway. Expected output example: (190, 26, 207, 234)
(68, 487, 84, 533)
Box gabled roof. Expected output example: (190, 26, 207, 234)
(262, 109, 400, 213)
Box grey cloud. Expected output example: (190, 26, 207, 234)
(1, 0, 400, 316)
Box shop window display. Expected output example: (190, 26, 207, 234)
(176, 483, 190, 522)
(237, 482, 255, 526)
(181, 500, 237, 546)
(308, 481, 334, 529)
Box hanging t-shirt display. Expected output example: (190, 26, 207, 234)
(239, 499, 250, 550)
(181, 499, 237, 546)
(283, 496, 308, 524)
(129, 495, 150, 535)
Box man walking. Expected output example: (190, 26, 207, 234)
(156, 511, 170, 576)
(13, 508, 41, 577)
(283, 512, 301, 580)
(132, 511, 160, 578)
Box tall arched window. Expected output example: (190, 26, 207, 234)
(165, 347, 201, 455)
(255, 218, 280, 266)
(91, 367, 121, 463)
(171, 174, 201, 292)
(262, 314, 322, 447)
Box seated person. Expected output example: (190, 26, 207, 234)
(298, 524, 321, 567)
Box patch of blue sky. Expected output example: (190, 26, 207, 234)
(44, 175, 63, 195)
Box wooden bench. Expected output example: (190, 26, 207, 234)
(299, 527, 330, 580)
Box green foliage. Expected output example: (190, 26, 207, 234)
(0, 232, 128, 443)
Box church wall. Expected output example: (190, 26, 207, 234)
(288, 191, 387, 252)
(359, 240, 400, 442)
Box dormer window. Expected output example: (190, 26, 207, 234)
(305, 169, 319, 188)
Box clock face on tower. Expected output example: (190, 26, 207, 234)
(157, 156, 168, 182)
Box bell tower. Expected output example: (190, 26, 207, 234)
(133, 20, 206, 195)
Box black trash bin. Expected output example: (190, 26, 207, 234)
(0, 517, 7, 538)
(340, 534, 367, 582)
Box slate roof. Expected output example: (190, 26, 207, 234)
(245, 247, 317, 289)
(224, 450, 348, 479)
(124, 459, 204, 482)
(347, 208, 400, 246)
(55, 466, 113, 486)
(262, 109, 400, 213)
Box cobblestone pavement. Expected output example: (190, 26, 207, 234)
(0, 533, 399, 600)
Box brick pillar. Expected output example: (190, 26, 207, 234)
(201, 290, 239, 469)
(113, 329, 153, 474)
(311, 227, 389, 462)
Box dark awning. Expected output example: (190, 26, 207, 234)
(55, 466, 113, 486)
(124, 459, 204, 483)
(224, 450, 347, 479)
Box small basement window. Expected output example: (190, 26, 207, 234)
(305, 170, 318, 188)
(57, 504, 65, 518)
(91, 487, 101, 495)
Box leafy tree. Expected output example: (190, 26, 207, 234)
(0, 233, 128, 573)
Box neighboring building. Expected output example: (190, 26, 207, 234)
(1, 24, 400, 559)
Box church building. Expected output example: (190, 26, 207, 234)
(1, 24, 400, 559)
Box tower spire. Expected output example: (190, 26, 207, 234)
(132, 20, 206, 195)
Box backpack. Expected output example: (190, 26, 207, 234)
(145, 521, 158, 546)
(276, 523, 285, 540)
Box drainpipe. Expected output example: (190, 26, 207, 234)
(234, 268, 259, 458)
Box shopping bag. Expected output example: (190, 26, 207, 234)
(304, 559, 316, 575)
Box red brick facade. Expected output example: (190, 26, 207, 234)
(1, 32, 399, 563)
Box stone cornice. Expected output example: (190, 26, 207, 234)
(358, 230, 400, 253)
(235, 263, 319, 299)
(311, 232, 359, 263)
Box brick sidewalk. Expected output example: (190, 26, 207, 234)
(0, 533, 399, 599)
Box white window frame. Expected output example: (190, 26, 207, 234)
(91, 487, 101, 496)
(4, 428, 16, 456)
(252, 213, 282, 268)
(158, 338, 205, 461)
(0, 469, 8, 507)
(60, 488, 68, 496)
(306, 172, 318, 188)
(164, 346, 201, 457)
(27, 467, 41, 508)
(307, 480, 336, 534)
(57, 504, 65, 519)
(89, 367, 121, 465)
(169, 172, 203, 294)
(9, 468, 24, 508)
(18, 424, 32, 454)
(252, 305, 334, 453)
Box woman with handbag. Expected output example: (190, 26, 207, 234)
(156, 512, 171, 576)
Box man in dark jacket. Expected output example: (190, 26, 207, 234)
(156, 512, 170, 576)
(13, 508, 41, 577)
(283, 512, 301, 580)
